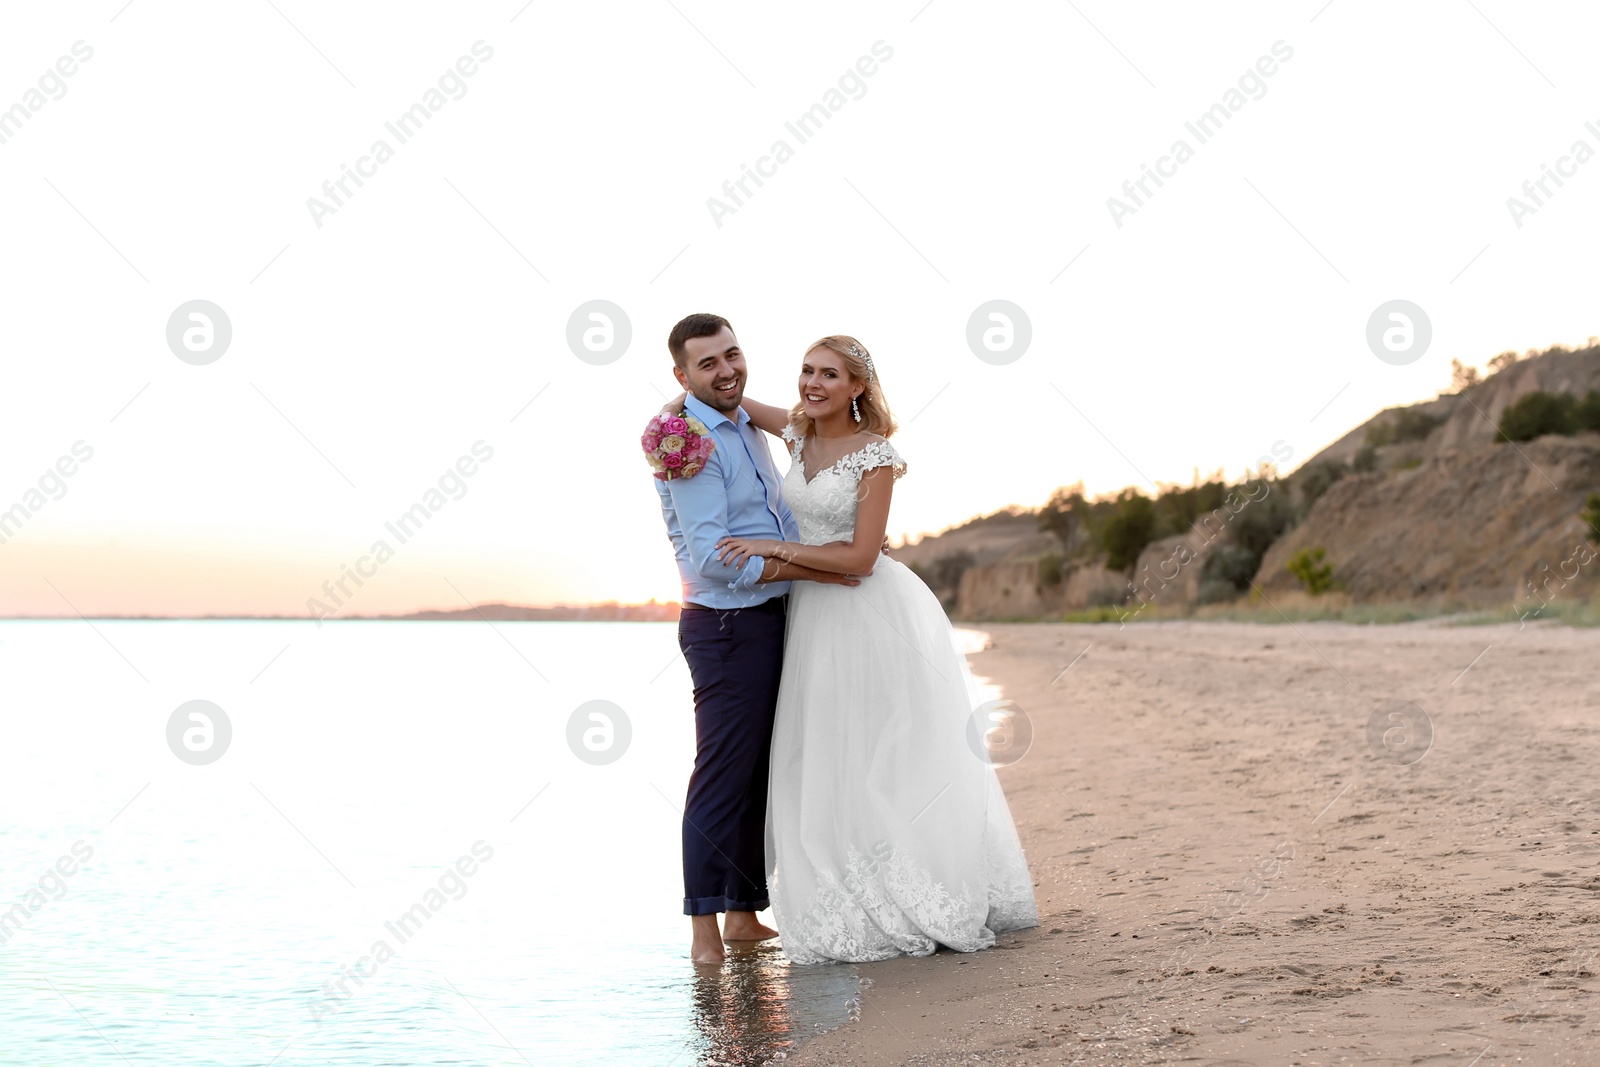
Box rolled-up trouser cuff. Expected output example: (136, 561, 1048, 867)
(684, 894, 770, 916)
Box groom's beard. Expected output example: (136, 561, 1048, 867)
(690, 379, 744, 413)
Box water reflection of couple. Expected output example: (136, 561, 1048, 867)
(686, 946, 859, 1064)
(650, 313, 1038, 965)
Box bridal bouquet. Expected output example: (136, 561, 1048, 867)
(642, 412, 714, 481)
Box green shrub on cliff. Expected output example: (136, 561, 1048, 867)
(1041, 470, 1292, 584)
(929, 550, 975, 594)
(1231, 484, 1296, 560)
(1296, 461, 1347, 513)
(1499, 391, 1576, 441)
(1365, 408, 1441, 447)
(1187, 486, 1294, 602)
(1497, 390, 1600, 442)
(1577, 392, 1600, 433)
(1042, 478, 1237, 574)
(1583, 494, 1600, 545)
(1036, 553, 1064, 588)
(1287, 547, 1334, 595)
(909, 550, 976, 606)
(1197, 543, 1260, 603)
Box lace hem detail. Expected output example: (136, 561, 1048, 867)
(773, 837, 1033, 965)
(986, 837, 1040, 934)
(774, 843, 974, 964)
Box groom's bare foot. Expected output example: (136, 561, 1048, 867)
(691, 915, 725, 963)
(722, 911, 778, 941)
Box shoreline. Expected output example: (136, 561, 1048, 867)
(0, 610, 682, 623)
(791, 619, 1600, 1065)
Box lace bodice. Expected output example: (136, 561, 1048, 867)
(780, 426, 906, 545)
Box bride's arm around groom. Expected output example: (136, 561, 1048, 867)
(716, 464, 893, 578)
(659, 435, 859, 589)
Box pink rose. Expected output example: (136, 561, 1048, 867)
(642, 432, 661, 451)
(664, 416, 689, 435)
(664, 452, 683, 468)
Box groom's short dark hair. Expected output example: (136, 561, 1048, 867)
(668, 313, 733, 368)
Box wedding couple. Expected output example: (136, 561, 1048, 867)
(649, 312, 1038, 965)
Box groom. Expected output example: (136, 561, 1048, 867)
(654, 312, 856, 963)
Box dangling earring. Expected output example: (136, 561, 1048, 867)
(851, 395, 862, 423)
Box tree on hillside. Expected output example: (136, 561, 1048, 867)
(1099, 489, 1156, 571)
(1152, 479, 1228, 536)
(1037, 484, 1089, 555)
(1190, 477, 1297, 601)
(1488, 350, 1521, 375)
(1448, 358, 1481, 393)
(1481, 341, 1600, 381)
(1231, 484, 1296, 561)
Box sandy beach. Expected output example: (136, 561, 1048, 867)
(792, 619, 1600, 1066)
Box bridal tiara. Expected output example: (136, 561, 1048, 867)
(849, 343, 876, 389)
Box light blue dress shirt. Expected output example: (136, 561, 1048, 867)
(655, 393, 800, 609)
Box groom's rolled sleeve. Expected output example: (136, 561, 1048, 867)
(665, 456, 768, 590)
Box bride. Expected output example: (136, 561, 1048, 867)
(714, 335, 1038, 964)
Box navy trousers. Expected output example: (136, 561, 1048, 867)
(677, 600, 786, 916)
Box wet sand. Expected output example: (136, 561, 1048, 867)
(791, 619, 1600, 1066)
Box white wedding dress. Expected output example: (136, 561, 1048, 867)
(766, 429, 1039, 964)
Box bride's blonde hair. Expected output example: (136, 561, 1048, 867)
(788, 335, 897, 439)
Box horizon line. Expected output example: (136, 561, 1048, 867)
(0, 599, 685, 622)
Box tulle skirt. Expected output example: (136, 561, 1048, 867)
(766, 556, 1039, 964)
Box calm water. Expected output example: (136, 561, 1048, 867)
(0, 620, 995, 1066)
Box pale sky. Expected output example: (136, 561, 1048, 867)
(2, 1, 1597, 616)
